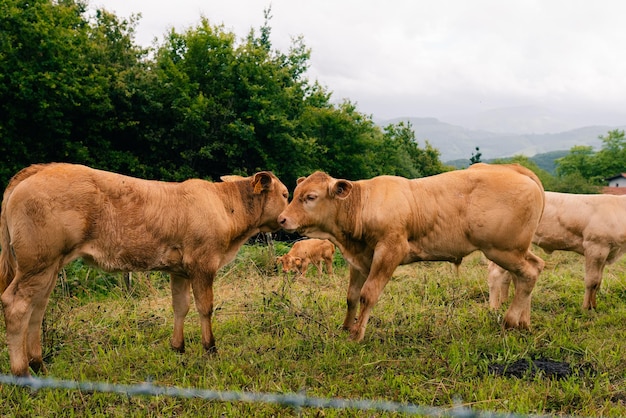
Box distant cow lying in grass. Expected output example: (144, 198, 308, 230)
(0, 163, 288, 376)
(276, 238, 335, 278)
(488, 191, 626, 310)
(278, 163, 545, 342)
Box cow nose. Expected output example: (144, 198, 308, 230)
(278, 215, 286, 225)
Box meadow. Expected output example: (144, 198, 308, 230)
(0, 241, 625, 417)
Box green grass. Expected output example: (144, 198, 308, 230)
(1, 247, 626, 416)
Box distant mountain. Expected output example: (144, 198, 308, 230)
(382, 116, 625, 163)
(445, 105, 586, 134)
(446, 150, 570, 173)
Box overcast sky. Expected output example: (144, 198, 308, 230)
(92, 0, 626, 130)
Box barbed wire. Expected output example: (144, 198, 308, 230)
(0, 373, 541, 417)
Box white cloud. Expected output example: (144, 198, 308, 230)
(93, 0, 626, 129)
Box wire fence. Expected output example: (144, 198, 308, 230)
(0, 373, 545, 417)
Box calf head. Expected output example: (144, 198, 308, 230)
(226, 171, 289, 232)
(276, 254, 302, 274)
(278, 171, 352, 238)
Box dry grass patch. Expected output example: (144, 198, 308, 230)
(1, 245, 626, 416)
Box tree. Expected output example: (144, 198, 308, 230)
(491, 155, 556, 190)
(588, 129, 626, 183)
(553, 129, 626, 190)
(377, 121, 450, 178)
(144, 11, 335, 184)
(555, 146, 596, 180)
(298, 101, 379, 181)
(0, 0, 150, 187)
(0, 3, 449, 190)
(0, 0, 91, 185)
(491, 154, 600, 193)
(470, 147, 482, 165)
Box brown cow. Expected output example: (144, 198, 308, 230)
(0, 163, 288, 376)
(276, 238, 335, 278)
(278, 163, 545, 342)
(488, 191, 626, 310)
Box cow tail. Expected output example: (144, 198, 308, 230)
(521, 164, 545, 211)
(0, 164, 49, 293)
(505, 163, 544, 192)
(510, 163, 546, 222)
(0, 202, 15, 293)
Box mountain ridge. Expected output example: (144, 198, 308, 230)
(382, 116, 626, 163)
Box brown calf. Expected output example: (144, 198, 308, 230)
(278, 163, 545, 342)
(0, 163, 288, 376)
(276, 238, 335, 278)
(488, 191, 626, 310)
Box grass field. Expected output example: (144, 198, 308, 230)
(1, 242, 625, 417)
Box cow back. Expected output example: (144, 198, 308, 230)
(2, 163, 287, 275)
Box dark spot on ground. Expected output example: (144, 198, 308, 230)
(488, 357, 595, 380)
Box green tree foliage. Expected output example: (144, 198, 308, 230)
(492, 154, 601, 194)
(0, 1, 449, 189)
(469, 147, 482, 165)
(549, 172, 600, 194)
(491, 155, 555, 189)
(0, 0, 149, 184)
(586, 129, 626, 182)
(555, 129, 626, 189)
(555, 145, 596, 180)
(0, 0, 91, 181)
(377, 121, 450, 178)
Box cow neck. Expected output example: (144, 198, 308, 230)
(220, 180, 264, 240)
(335, 182, 365, 242)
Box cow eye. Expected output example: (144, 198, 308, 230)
(282, 191, 289, 199)
(305, 193, 317, 202)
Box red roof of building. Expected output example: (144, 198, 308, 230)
(602, 186, 626, 195)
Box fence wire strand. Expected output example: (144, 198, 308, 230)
(0, 373, 552, 417)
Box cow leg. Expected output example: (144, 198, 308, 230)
(191, 274, 217, 353)
(325, 257, 333, 275)
(26, 269, 59, 374)
(582, 248, 608, 310)
(350, 245, 405, 342)
(486, 261, 512, 309)
(170, 274, 191, 353)
(300, 260, 310, 278)
(315, 260, 323, 278)
(1, 265, 57, 377)
(488, 250, 544, 330)
(343, 265, 367, 330)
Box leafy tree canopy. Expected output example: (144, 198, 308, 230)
(0, 1, 449, 190)
(555, 129, 626, 188)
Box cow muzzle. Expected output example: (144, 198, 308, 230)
(277, 213, 298, 233)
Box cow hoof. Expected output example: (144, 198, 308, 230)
(348, 328, 365, 342)
(502, 314, 519, 330)
(170, 342, 185, 354)
(204, 345, 217, 355)
(503, 316, 531, 331)
(29, 360, 47, 375)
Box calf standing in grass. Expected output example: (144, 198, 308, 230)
(488, 191, 626, 310)
(276, 238, 335, 278)
(278, 163, 545, 342)
(0, 163, 289, 376)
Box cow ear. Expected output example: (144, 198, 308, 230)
(252, 172, 272, 194)
(331, 180, 353, 199)
(296, 176, 306, 185)
(221, 174, 245, 182)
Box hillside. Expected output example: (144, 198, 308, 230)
(383, 117, 625, 163)
(446, 150, 570, 173)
